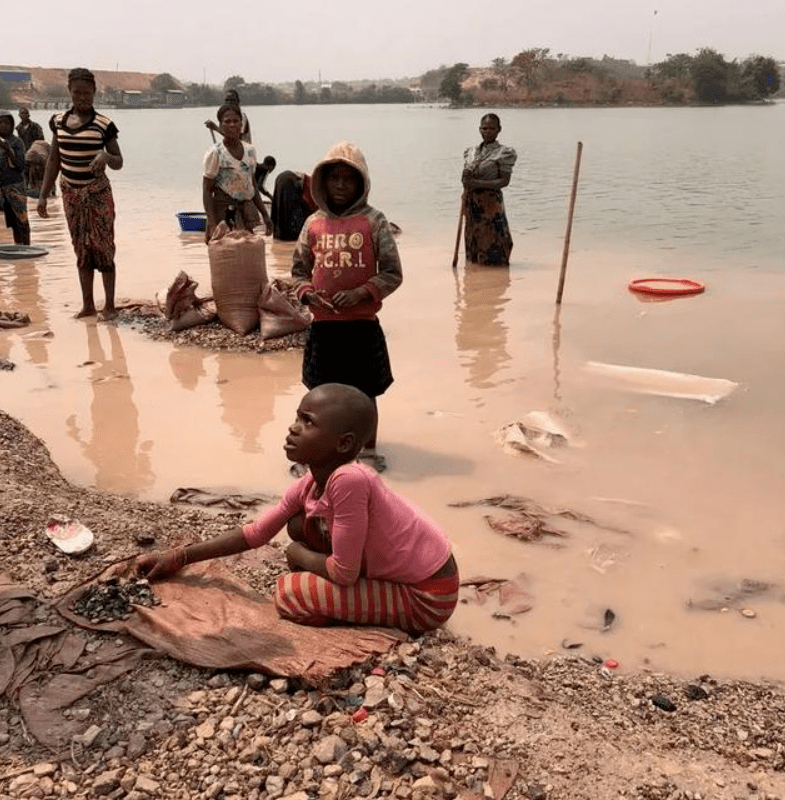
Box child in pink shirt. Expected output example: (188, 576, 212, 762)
(137, 384, 459, 633)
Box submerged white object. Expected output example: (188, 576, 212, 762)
(583, 361, 738, 405)
(494, 411, 573, 462)
(45, 515, 94, 555)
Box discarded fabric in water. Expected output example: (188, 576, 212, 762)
(494, 411, 575, 462)
(582, 361, 738, 404)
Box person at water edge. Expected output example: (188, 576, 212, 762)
(202, 104, 272, 243)
(204, 89, 252, 144)
(24, 139, 52, 197)
(271, 169, 318, 240)
(0, 110, 31, 245)
(254, 154, 276, 200)
(37, 68, 123, 319)
(461, 113, 517, 266)
(292, 141, 402, 472)
(136, 383, 459, 632)
(16, 107, 44, 151)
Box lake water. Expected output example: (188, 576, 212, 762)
(1, 103, 784, 681)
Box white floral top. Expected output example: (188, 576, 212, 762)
(203, 141, 258, 201)
(463, 140, 517, 181)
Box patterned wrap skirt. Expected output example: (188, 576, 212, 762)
(464, 188, 513, 266)
(0, 181, 29, 233)
(61, 174, 116, 273)
(302, 319, 393, 398)
(274, 514, 459, 633)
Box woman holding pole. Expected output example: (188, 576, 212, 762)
(460, 113, 517, 266)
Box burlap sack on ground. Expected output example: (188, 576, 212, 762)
(259, 281, 311, 341)
(208, 223, 268, 335)
(160, 271, 217, 331)
(55, 559, 405, 679)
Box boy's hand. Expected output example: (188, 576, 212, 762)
(332, 288, 368, 309)
(135, 548, 187, 581)
(304, 291, 336, 312)
(285, 541, 309, 571)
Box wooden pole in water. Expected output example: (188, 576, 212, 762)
(452, 193, 465, 270)
(555, 141, 583, 305)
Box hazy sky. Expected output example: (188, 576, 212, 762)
(6, 0, 784, 85)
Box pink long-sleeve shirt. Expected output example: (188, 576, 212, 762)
(243, 463, 451, 585)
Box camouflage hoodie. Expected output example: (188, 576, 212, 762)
(292, 141, 402, 322)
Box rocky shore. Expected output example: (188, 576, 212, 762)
(2, 386, 785, 800)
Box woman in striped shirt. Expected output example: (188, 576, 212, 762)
(37, 68, 124, 319)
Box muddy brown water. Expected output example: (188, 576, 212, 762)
(1, 104, 784, 682)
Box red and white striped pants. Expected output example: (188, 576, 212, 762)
(273, 515, 459, 633)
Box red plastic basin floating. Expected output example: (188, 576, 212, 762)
(628, 278, 705, 297)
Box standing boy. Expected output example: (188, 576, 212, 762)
(292, 141, 402, 472)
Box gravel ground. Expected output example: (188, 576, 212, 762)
(2, 349, 785, 800)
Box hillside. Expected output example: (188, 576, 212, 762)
(10, 67, 168, 104)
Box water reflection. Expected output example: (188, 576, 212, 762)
(454, 264, 511, 396)
(0, 254, 51, 365)
(66, 322, 153, 493)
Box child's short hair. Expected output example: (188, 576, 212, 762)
(217, 103, 242, 123)
(314, 384, 376, 455)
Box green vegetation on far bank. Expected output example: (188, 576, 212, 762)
(1, 48, 781, 110)
(439, 48, 782, 108)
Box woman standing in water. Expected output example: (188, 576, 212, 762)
(38, 68, 123, 319)
(461, 113, 517, 266)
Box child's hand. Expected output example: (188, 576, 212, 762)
(332, 288, 368, 309)
(135, 547, 187, 580)
(285, 541, 309, 571)
(305, 291, 336, 312)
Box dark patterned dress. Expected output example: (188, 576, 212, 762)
(462, 141, 517, 266)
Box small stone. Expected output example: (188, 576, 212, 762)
(133, 532, 157, 546)
(196, 721, 215, 739)
(301, 710, 324, 727)
(527, 785, 547, 800)
(269, 678, 289, 693)
(313, 734, 348, 764)
(246, 673, 267, 691)
(135, 775, 160, 794)
(92, 769, 123, 796)
(741, 607, 757, 618)
(651, 693, 677, 712)
(126, 731, 148, 759)
(79, 724, 103, 747)
(32, 763, 56, 777)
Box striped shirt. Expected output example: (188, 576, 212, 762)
(50, 109, 119, 186)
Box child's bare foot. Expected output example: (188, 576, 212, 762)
(75, 306, 97, 319)
(100, 306, 118, 321)
(358, 450, 387, 473)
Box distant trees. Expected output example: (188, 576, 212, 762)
(690, 48, 732, 103)
(510, 48, 551, 89)
(223, 76, 245, 93)
(741, 56, 781, 100)
(654, 50, 781, 104)
(439, 63, 470, 105)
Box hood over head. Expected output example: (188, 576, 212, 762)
(310, 141, 371, 216)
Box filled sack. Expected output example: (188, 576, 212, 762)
(208, 223, 268, 335)
(258, 281, 311, 341)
